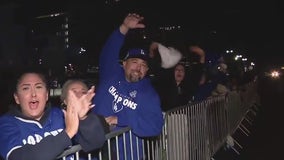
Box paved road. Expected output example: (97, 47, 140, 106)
(214, 76, 284, 160)
(240, 76, 284, 160)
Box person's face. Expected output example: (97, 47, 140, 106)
(174, 64, 185, 83)
(14, 73, 49, 121)
(123, 58, 149, 82)
(66, 82, 88, 100)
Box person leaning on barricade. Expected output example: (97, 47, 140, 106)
(0, 67, 106, 160)
(91, 13, 184, 160)
(60, 78, 110, 160)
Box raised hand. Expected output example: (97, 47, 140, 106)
(77, 86, 95, 120)
(120, 13, 145, 35)
(149, 42, 160, 58)
(189, 45, 206, 63)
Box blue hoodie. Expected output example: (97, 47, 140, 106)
(92, 29, 164, 159)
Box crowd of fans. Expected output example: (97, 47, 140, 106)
(0, 12, 258, 160)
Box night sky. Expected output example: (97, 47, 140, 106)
(0, 0, 283, 70)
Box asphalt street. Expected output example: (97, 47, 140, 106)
(214, 76, 284, 160)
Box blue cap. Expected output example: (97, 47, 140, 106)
(124, 48, 149, 62)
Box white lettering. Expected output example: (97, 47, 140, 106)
(35, 134, 43, 143)
(114, 94, 118, 101)
(22, 139, 26, 145)
(50, 130, 59, 136)
(124, 100, 137, 109)
(108, 86, 138, 111)
(109, 86, 116, 95)
(22, 129, 64, 146)
(44, 132, 51, 137)
(123, 99, 129, 105)
(27, 135, 36, 145)
(117, 96, 123, 103)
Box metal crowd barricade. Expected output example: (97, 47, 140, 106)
(56, 97, 228, 160)
(56, 81, 259, 160)
(224, 81, 260, 155)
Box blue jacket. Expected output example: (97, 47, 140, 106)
(92, 29, 164, 159)
(0, 105, 106, 160)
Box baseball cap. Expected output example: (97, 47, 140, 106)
(123, 48, 149, 62)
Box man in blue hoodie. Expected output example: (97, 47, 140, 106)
(92, 13, 164, 159)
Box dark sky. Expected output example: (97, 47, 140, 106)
(1, 0, 283, 69)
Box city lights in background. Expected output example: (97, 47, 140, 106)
(159, 25, 181, 31)
(78, 47, 86, 54)
(36, 12, 66, 19)
(224, 48, 256, 72)
(226, 50, 234, 53)
(264, 69, 281, 79)
(271, 70, 280, 78)
(234, 55, 242, 61)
